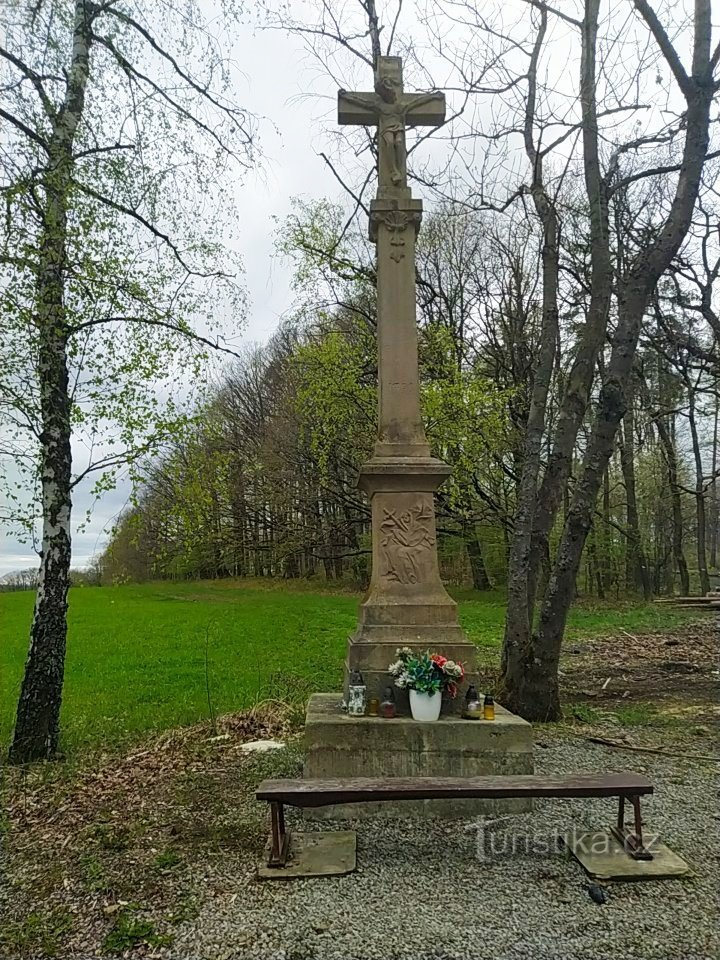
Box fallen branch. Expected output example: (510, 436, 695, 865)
(583, 734, 719, 762)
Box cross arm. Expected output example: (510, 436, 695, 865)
(403, 92, 445, 126)
(338, 91, 379, 125)
(338, 89, 446, 127)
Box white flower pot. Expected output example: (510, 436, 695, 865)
(409, 689, 442, 722)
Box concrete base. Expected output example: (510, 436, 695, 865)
(304, 693, 533, 819)
(564, 829, 693, 881)
(257, 831, 357, 880)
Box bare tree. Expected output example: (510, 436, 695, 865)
(421, 0, 719, 716)
(520, 0, 718, 718)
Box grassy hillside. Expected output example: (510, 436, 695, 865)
(0, 579, 697, 755)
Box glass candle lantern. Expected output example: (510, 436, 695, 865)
(483, 694, 496, 721)
(462, 684, 482, 720)
(380, 686, 396, 718)
(347, 670, 367, 717)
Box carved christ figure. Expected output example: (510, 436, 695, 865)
(338, 58, 446, 191)
(340, 89, 441, 188)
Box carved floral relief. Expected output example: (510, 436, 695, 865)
(380, 501, 435, 584)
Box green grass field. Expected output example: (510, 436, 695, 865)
(0, 579, 697, 755)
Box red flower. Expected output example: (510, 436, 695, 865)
(447, 682, 458, 699)
(431, 653, 447, 668)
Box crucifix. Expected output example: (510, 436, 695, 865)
(338, 57, 446, 456)
(333, 57, 477, 712)
(302, 56, 525, 800)
(338, 57, 445, 195)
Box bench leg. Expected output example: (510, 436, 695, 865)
(268, 801, 291, 867)
(611, 795, 653, 861)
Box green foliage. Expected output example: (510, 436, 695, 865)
(153, 848, 182, 871)
(421, 354, 514, 516)
(103, 907, 172, 954)
(78, 853, 110, 893)
(278, 198, 374, 294)
(567, 703, 602, 724)
(91, 823, 132, 852)
(566, 703, 667, 728)
(294, 328, 375, 476)
(0, 908, 73, 959)
(613, 704, 664, 727)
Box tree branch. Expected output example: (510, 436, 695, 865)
(91, 34, 243, 161)
(74, 181, 212, 275)
(611, 149, 720, 192)
(632, 0, 693, 99)
(523, 0, 582, 29)
(102, 6, 253, 142)
(67, 315, 245, 359)
(0, 107, 49, 149)
(0, 45, 56, 118)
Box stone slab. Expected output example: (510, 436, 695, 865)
(564, 829, 693, 881)
(257, 831, 357, 880)
(304, 693, 533, 819)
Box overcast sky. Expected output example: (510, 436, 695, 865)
(1, 19, 339, 574)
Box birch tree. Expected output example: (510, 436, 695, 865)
(1, 0, 257, 762)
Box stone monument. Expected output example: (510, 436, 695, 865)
(304, 57, 532, 816)
(338, 56, 478, 707)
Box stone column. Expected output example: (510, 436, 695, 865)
(345, 197, 479, 712)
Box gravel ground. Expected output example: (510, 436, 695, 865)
(170, 734, 719, 960)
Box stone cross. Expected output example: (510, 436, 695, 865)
(338, 57, 445, 196)
(337, 57, 479, 712)
(338, 57, 445, 458)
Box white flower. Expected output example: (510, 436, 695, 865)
(443, 660, 463, 677)
(388, 660, 404, 675)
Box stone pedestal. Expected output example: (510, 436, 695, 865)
(345, 457, 480, 711)
(304, 694, 533, 819)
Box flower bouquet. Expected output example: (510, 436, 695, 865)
(388, 648, 465, 721)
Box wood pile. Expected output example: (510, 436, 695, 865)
(654, 591, 720, 609)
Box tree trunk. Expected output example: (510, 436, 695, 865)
(601, 465, 613, 594)
(523, 0, 613, 614)
(501, 0, 713, 720)
(619, 401, 651, 598)
(502, 6, 560, 678)
(587, 530, 604, 599)
(710, 391, 718, 568)
(463, 521, 491, 590)
(688, 389, 710, 595)
(9, 334, 73, 763)
(9, 0, 93, 764)
(655, 412, 690, 596)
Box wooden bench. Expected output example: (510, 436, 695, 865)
(256, 773, 654, 868)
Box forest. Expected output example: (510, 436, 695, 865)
(101, 195, 719, 601)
